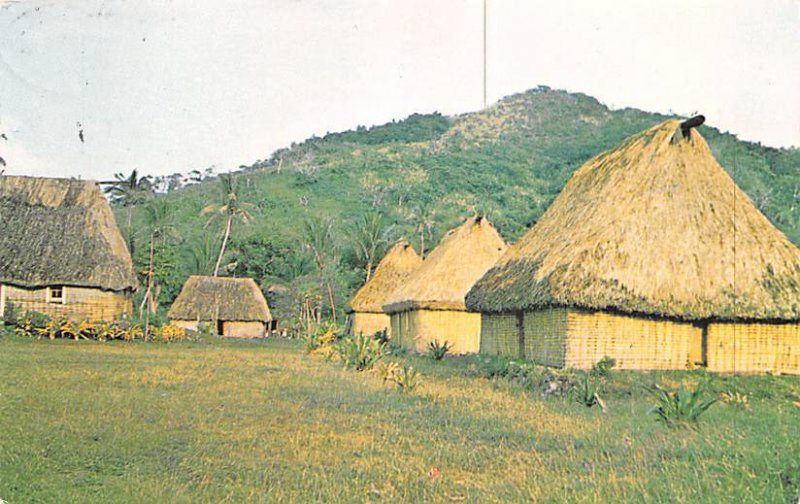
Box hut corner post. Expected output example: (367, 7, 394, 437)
(516, 311, 525, 360)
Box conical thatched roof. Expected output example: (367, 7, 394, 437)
(168, 276, 272, 322)
(0, 175, 137, 292)
(466, 119, 800, 321)
(384, 217, 507, 313)
(347, 239, 422, 313)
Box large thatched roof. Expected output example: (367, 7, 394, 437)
(466, 119, 800, 321)
(384, 217, 507, 313)
(168, 276, 272, 322)
(347, 239, 422, 313)
(0, 176, 137, 292)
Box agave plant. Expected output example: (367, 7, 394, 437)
(428, 340, 452, 361)
(648, 381, 718, 428)
(335, 332, 387, 371)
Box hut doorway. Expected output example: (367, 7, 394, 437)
(216, 320, 224, 336)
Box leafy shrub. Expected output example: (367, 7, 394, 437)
(335, 332, 387, 371)
(379, 361, 419, 393)
(648, 381, 718, 428)
(301, 322, 340, 354)
(372, 329, 390, 345)
(591, 356, 616, 378)
(11, 311, 164, 342)
(572, 373, 607, 412)
(152, 324, 189, 342)
(428, 340, 452, 360)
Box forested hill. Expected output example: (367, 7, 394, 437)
(127, 86, 800, 323)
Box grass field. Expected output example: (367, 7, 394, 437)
(1, 334, 800, 503)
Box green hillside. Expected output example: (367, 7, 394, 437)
(124, 86, 800, 326)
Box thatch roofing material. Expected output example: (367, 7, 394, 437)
(168, 275, 272, 322)
(347, 239, 422, 313)
(0, 176, 137, 292)
(384, 217, 507, 313)
(466, 120, 800, 321)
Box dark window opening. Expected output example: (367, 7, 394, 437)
(216, 320, 224, 336)
(49, 286, 64, 303)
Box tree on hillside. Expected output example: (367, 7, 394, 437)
(140, 199, 176, 337)
(201, 173, 254, 277)
(350, 212, 394, 281)
(300, 216, 340, 325)
(104, 169, 153, 253)
(404, 202, 438, 259)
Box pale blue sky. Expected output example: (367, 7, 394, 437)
(1, 0, 799, 180)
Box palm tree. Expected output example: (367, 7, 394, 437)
(300, 216, 339, 324)
(201, 173, 253, 277)
(405, 202, 438, 259)
(140, 199, 175, 338)
(104, 169, 153, 253)
(350, 212, 394, 281)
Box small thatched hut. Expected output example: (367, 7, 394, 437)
(168, 276, 273, 337)
(467, 118, 800, 374)
(384, 217, 507, 354)
(346, 239, 422, 337)
(0, 176, 137, 321)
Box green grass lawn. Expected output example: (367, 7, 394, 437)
(1, 335, 799, 503)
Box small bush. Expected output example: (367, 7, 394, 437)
(152, 324, 189, 343)
(572, 373, 607, 412)
(335, 332, 387, 371)
(379, 361, 419, 393)
(428, 340, 452, 360)
(372, 329, 390, 345)
(648, 381, 718, 429)
(301, 322, 340, 354)
(591, 356, 616, 378)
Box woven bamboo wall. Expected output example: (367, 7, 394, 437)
(390, 309, 481, 354)
(223, 321, 266, 338)
(351, 312, 392, 337)
(523, 308, 570, 367)
(172, 320, 199, 332)
(3, 285, 132, 321)
(564, 310, 702, 370)
(706, 322, 800, 374)
(479, 313, 521, 357)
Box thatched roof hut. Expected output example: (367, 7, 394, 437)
(468, 119, 800, 319)
(169, 275, 272, 322)
(0, 176, 136, 321)
(467, 119, 800, 373)
(384, 217, 507, 354)
(348, 239, 422, 314)
(169, 276, 273, 338)
(346, 239, 422, 336)
(0, 176, 137, 292)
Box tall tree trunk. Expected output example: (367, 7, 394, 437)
(327, 283, 337, 325)
(213, 215, 233, 277)
(139, 233, 155, 340)
(126, 205, 135, 254)
(365, 258, 373, 282)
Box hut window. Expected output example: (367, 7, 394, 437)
(47, 286, 65, 304)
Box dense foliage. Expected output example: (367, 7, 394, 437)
(120, 87, 800, 326)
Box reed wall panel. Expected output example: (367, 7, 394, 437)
(223, 321, 266, 338)
(563, 310, 702, 370)
(390, 309, 481, 354)
(706, 322, 800, 374)
(351, 312, 392, 337)
(479, 313, 521, 357)
(172, 320, 199, 332)
(522, 308, 570, 367)
(3, 284, 132, 321)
